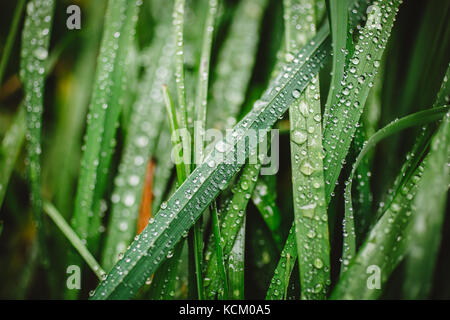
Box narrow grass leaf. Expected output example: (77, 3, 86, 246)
(323, 0, 402, 201)
(0, 0, 26, 86)
(285, 0, 330, 299)
(19, 0, 55, 260)
(324, 0, 350, 123)
(71, 0, 140, 245)
(207, 0, 268, 131)
(190, 0, 219, 299)
(173, 0, 188, 131)
(0, 107, 26, 208)
(210, 202, 229, 299)
(204, 163, 260, 299)
(266, 225, 297, 299)
(148, 84, 188, 300)
(43, 202, 105, 280)
(228, 220, 245, 299)
(252, 178, 283, 249)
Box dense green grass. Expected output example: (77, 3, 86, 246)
(0, 0, 449, 300)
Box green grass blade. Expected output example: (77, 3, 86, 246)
(43, 201, 105, 280)
(285, 0, 330, 299)
(151, 126, 175, 213)
(323, 0, 402, 202)
(349, 125, 372, 248)
(0, 106, 26, 208)
(252, 177, 283, 249)
(332, 107, 449, 299)
(266, 225, 297, 299)
(147, 241, 185, 299)
(1, 30, 75, 212)
(173, 0, 188, 131)
(164, 85, 186, 184)
(210, 201, 229, 299)
(403, 113, 449, 299)
(148, 84, 188, 300)
(71, 0, 140, 244)
(91, 24, 331, 299)
(342, 106, 449, 272)
(204, 163, 261, 299)
(435, 64, 450, 107)
(19, 0, 55, 261)
(0, 0, 26, 86)
(228, 220, 245, 299)
(207, 0, 268, 131)
(194, 0, 218, 162)
(86, 2, 141, 252)
(190, 0, 219, 299)
(324, 0, 350, 124)
(100, 31, 174, 269)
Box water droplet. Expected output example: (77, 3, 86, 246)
(300, 161, 314, 176)
(292, 130, 307, 145)
(292, 89, 301, 99)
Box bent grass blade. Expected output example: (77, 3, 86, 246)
(341, 106, 449, 272)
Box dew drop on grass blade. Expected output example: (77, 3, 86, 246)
(19, 0, 55, 261)
(285, 0, 330, 299)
